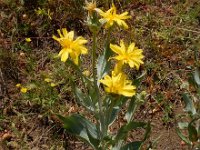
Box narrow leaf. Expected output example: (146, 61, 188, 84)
(176, 128, 191, 145)
(97, 46, 112, 85)
(86, 128, 101, 150)
(124, 97, 137, 122)
(143, 122, 151, 141)
(115, 121, 147, 142)
(188, 119, 198, 142)
(182, 93, 196, 115)
(74, 87, 95, 112)
(194, 68, 200, 86)
(120, 141, 143, 150)
(57, 114, 98, 148)
(178, 122, 189, 129)
(107, 97, 128, 126)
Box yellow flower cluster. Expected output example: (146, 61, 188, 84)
(97, 4, 144, 97)
(100, 41, 144, 97)
(53, 3, 144, 97)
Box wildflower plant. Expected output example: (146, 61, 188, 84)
(177, 68, 200, 149)
(54, 2, 150, 150)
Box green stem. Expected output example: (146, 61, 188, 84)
(91, 32, 103, 139)
(92, 28, 112, 149)
(92, 33, 97, 85)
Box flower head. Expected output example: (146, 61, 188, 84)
(110, 40, 144, 70)
(20, 87, 28, 93)
(25, 38, 31, 42)
(16, 83, 21, 88)
(44, 78, 52, 83)
(50, 83, 56, 87)
(53, 28, 88, 65)
(95, 4, 131, 29)
(99, 71, 136, 97)
(82, 70, 90, 77)
(85, 0, 97, 14)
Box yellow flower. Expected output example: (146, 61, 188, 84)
(50, 83, 56, 87)
(95, 4, 131, 29)
(82, 70, 90, 77)
(44, 78, 52, 83)
(110, 40, 144, 70)
(52, 28, 88, 65)
(20, 87, 28, 93)
(25, 38, 31, 42)
(16, 83, 21, 88)
(85, 0, 97, 14)
(99, 71, 136, 97)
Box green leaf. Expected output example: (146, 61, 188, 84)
(143, 122, 151, 141)
(178, 122, 189, 129)
(194, 68, 200, 86)
(124, 97, 137, 122)
(86, 128, 101, 150)
(188, 119, 198, 142)
(115, 121, 147, 142)
(133, 71, 146, 87)
(74, 87, 95, 112)
(182, 93, 196, 115)
(88, 85, 98, 108)
(107, 97, 127, 126)
(176, 128, 191, 145)
(57, 114, 98, 148)
(97, 46, 112, 85)
(120, 141, 143, 150)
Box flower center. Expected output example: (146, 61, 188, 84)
(60, 38, 73, 49)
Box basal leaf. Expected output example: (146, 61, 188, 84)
(120, 141, 143, 150)
(176, 128, 191, 145)
(188, 119, 198, 142)
(57, 114, 98, 148)
(115, 121, 147, 142)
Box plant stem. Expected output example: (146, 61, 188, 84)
(92, 33, 97, 85)
(91, 32, 104, 140)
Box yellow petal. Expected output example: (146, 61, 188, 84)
(62, 28, 68, 37)
(110, 44, 123, 55)
(61, 51, 69, 62)
(128, 42, 136, 53)
(16, 83, 21, 87)
(70, 52, 79, 65)
(120, 89, 135, 97)
(57, 29, 64, 38)
(68, 31, 74, 40)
